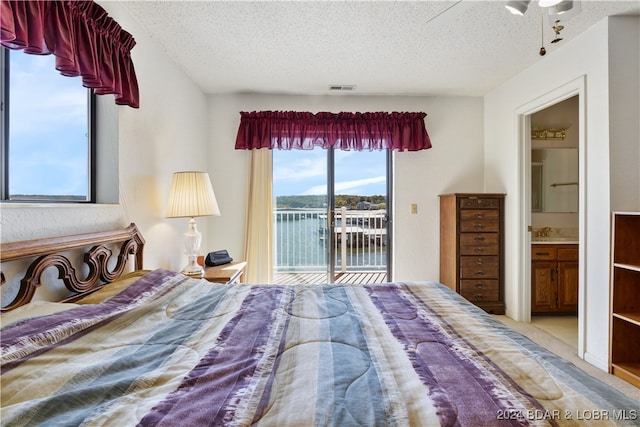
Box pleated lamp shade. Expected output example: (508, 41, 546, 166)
(166, 171, 220, 218)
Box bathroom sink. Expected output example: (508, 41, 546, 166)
(532, 237, 578, 244)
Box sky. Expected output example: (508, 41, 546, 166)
(273, 149, 387, 197)
(8, 51, 89, 197)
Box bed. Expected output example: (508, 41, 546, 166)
(1, 225, 638, 426)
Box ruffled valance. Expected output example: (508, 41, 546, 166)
(1, 0, 139, 108)
(235, 111, 432, 151)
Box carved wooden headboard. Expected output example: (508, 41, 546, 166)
(0, 223, 145, 312)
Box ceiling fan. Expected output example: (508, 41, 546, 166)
(505, 0, 579, 17)
(505, 0, 582, 55)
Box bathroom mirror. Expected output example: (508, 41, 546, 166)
(531, 148, 578, 212)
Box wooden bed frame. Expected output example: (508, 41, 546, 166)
(0, 223, 145, 312)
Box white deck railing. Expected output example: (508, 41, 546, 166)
(274, 208, 387, 273)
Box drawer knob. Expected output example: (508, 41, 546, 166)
(475, 213, 484, 219)
(475, 294, 484, 300)
(475, 224, 484, 230)
(475, 283, 485, 289)
(476, 258, 484, 265)
(475, 236, 485, 242)
(475, 248, 484, 253)
(475, 271, 485, 276)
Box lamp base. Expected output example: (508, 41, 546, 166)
(181, 218, 204, 277)
(181, 258, 204, 277)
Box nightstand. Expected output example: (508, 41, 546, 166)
(202, 261, 247, 284)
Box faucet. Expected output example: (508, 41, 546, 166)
(535, 227, 552, 238)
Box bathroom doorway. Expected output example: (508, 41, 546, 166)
(517, 77, 586, 358)
(529, 96, 579, 349)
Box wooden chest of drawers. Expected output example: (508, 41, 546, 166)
(439, 193, 505, 314)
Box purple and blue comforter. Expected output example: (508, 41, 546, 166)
(1, 269, 638, 426)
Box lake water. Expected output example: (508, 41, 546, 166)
(275, 213, 387, 272)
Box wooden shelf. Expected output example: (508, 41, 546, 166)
(613, 263, 640, 272)
(611, 268, 640, 315)
(609, 212, 640, 387)
(611, 363, 640, 388)
(612, 213, 640, 266)
(612, 312, 640, 327)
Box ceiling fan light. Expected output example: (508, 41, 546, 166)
(549, 0, 573, 15)
(505, 0, 530, 15)
(539, 0, 562, 7)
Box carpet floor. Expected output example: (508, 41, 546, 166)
(493, 315, 639, 400)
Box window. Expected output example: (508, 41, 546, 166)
(1, 48, 96, 202)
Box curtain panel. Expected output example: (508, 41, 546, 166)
(235, 111, 432, 151)
(243, 149, 274, 284)
(1, 0, 139, 108)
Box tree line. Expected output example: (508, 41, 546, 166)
(276, 194, 386, 209)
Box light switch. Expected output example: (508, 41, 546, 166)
(410, 203, 418, 214)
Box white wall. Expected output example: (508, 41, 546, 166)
(484, 16, 640, 370)
(608, 17, 640, 211)
(207, 94, 484, 282)
(107, 3, 211, 273)
(1, 2, 210, 278)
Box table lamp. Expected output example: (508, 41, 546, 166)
(166, 171, 220, 276)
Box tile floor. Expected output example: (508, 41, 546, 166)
(530, 315, 578, 349)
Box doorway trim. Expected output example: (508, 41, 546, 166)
(516, 75, 586, 358)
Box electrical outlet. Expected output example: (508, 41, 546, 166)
(410, 203, 418, 214)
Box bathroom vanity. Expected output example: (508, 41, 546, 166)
(531, 241, 578, 314)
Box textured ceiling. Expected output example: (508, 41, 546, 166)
(117, 0, 640, 97)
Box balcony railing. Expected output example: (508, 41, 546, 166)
(274, 208, 387, 273)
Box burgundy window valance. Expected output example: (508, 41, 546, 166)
(1, 0, 139, 108)
(235, 111, 432, 152)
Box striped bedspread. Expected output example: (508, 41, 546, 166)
(1, 269, 638, 426)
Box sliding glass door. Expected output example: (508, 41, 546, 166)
(273, 149, 330, 282)
(273, 148, 390, 284)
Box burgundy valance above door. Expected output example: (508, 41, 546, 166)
(1, 0, 139, 108)
(235, 111, 432, 151)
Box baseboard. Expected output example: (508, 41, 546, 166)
(584, 351, 608, 372)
